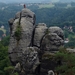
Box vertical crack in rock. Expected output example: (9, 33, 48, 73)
(30, 25, 36, 47)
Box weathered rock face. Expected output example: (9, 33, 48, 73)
(8, 8, 35, 65)
(8, 8, 64, 75)
(41, 27, 64, 52)
(8, 18, 14, 34)
(49, 26, 64, 40)
(34, 23, 48, 47)
(22, 47, 40, 74)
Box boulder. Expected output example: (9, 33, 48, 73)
(41, 33, 64, 52)
(41, 27, 64, 52)
(49, 26, 64, 39)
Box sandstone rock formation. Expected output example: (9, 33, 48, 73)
(8, 8, 64, 75)
(41, 27, 64, 52)
(34, 23, 48, 47)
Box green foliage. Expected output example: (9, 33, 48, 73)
(0, 36, 16, 75)
(45, 29, 50, 34)
(0, 3, 75, 31)
(4, 66, 14, 72)
(34, 7, 75, 28)
(14, 24, 21, 41)
(39, 4, 55, 9)
(55, 48, 75, 75)
(4, 66, 14, 75)
(64, 30, 75, 48)
(1, 36, 10, 46)
(0, 44, 10, 75)
(4, 66, 18, 75)
(0, 30, 4, 37)
(42, 53, 54, 59)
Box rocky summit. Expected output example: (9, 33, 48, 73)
(8, 8, 64, 75)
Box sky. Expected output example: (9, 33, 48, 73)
(0, 0, 60, 3)
(0, 0, 43, 3)
(0, 0, 75, 3)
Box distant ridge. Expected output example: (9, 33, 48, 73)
(59, 0, 75, 3)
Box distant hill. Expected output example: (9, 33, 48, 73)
(59, 0, 75, 3)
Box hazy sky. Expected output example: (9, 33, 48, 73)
(0, 0, 75, 3)
(0, 0, 44, 3)
(0, 0, 59, 3)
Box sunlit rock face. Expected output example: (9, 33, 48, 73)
(8, 8, 64, 75)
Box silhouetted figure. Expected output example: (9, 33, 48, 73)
(24, 4, 26, 8)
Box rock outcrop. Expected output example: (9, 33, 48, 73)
(41, 27, 64, 52)
(34, 23, 48, 47)
(8, 8, 64, 75)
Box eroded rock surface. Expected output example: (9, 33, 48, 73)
(41, 27, 64, 52)
(8, 8, 35, 65)
(8, 8, 64, 75)
(34, 23, 48, 47)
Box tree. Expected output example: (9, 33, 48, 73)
(0, 36, 17, 75)
(55, 48, 75, 75)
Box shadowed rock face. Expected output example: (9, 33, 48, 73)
(8, 8, 64, 75)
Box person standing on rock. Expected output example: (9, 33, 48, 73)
(24, 4, 26, 8)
